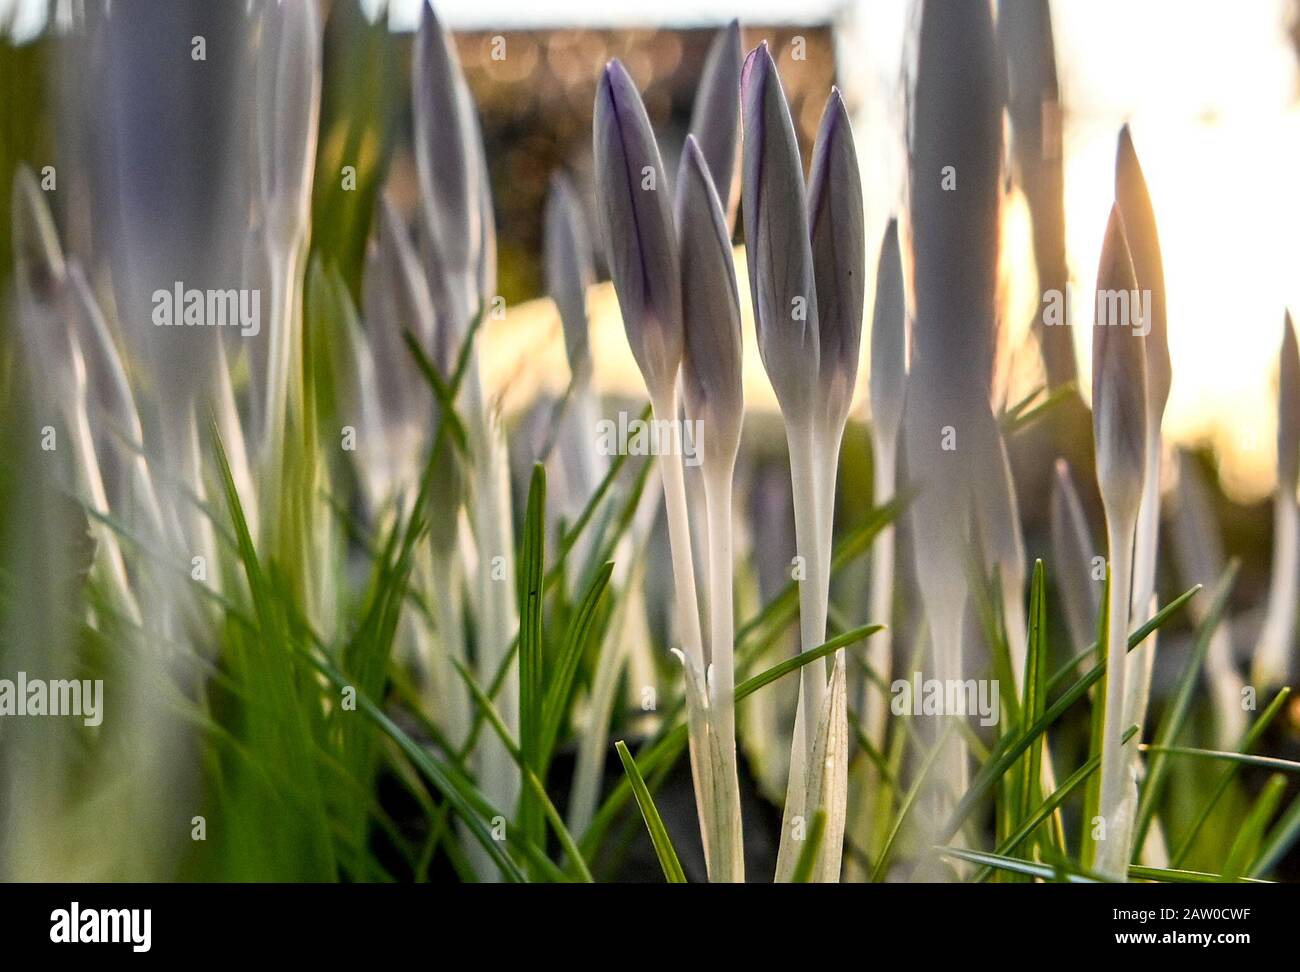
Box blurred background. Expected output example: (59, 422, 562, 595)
(7, 0, 1300, 499)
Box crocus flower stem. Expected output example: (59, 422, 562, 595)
(864, 432, 897, 736)
(647, 384, 721, 873)
(649, 387, 707, 679)
(788, 417, 829, 723)
(1256, 492, 1299, 682)
(703, 460, 744, 882)
(1097, 511, 1137, 877)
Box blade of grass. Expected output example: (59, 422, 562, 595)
(581, 623, 883, 855)
(792, 808, 828, 883)
(518, 464, 547, 862)
(448, 654, 594, 882)
(1002, 381, 1077, 435)
(539, 561, 615, 773)
(942, 584, 1199, 845)
(615, 740, 687, 883)
(870, 722, 956, 883)
(1250, 789, 1300, 877)
(1171, 687, 1291, 867)
(979, 725, 1140, 881)
(1134, 561, 1238, 848)
(1222, 773, 1287, 880)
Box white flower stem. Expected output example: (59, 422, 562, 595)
(864, 433, 896, 751)
(787, 418, 828, 720)
(1130, 435, 1162, 619)
(704, 462, 744, 882)
(931, 597, 969, 809)
(1254, 489, 1299, 687)
(649, 389, 706, 675)
(1097, 512, 1136, 880)
(772, 417, 828, 881)
(649, 386, 716, 872)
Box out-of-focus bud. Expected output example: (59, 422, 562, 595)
(543, 173, 595, 386)
(686, 19, 742, 227)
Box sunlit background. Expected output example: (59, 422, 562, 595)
(5, 0, 1299, 501)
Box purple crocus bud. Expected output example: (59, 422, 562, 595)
(1278, 312, 1299, 494)
(910, 0, 1002, 410)
(741, 41, 819, 424)
(414, 0, 484, 319)
(256, 0, 321, 239)
(1115, 125, 1170, 420)
(678, 136, 744, 467)
(543, 173, 595, 386)
(686, 19, 743, 227)
(869, 219, 906, 445)
(365, 197, 436, 428)
(808, 88, 865, 433)
(592, 58, 682, 401)
(1091, 205, 1148, 521)
(77, 0, 257, 409)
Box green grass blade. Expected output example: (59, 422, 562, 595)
(581, 623, 883, 857)
(449, 655, 594, 882)
(539, 561, 615, 773)
(615, 740, 687, 883)
(871, 723, 955, 883)
(943, 583, 1198, 847)
(1222, 773, 1287, 880)
(1002, 381, 1077, 435)
(1250, 788, 1300, 878)
(1134, 561, 1238, 848)
(518, 464, 547, 858)
(1171, 687, 1291, 867)
(1141, 746, 1300, 774)
(792, 809, 828, 883)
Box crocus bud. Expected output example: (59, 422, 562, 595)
(1091, 205, 1148, 521)
(1115, 125, 1170, 419)
(741, 42, 819, 423)
(257, 0, 321, 237)
(593, 59, 682, 401)
(686, 19, 742, 227)
(679, 136, 744, 468)
(1050, 458, 1100, 651)
(365, 197, 436, 428)
(910, 0, 1002, 409)
(82, 1, 256, 408)
(809, 88, 866, 433)
(999, 0, 1074, 388)
(869, 219, 906, 445)
(1278, 312, 1299, 494)
(543, 173, 594, 386)
(414, 1, 483, 301)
